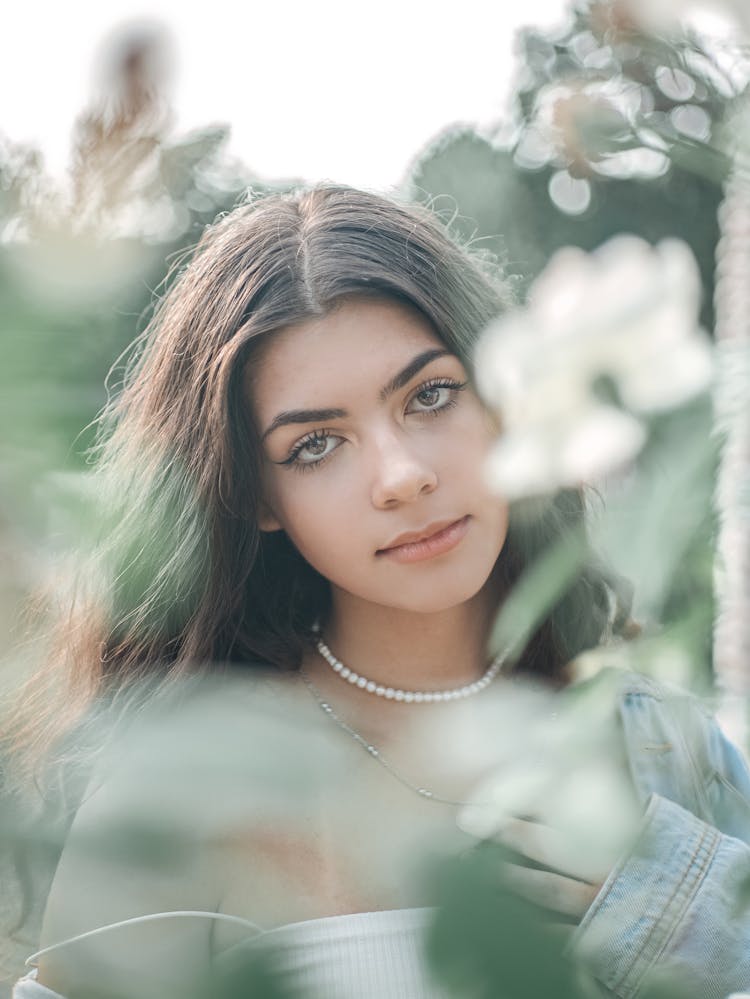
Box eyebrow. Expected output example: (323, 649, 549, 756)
(261, 347, 451, 441)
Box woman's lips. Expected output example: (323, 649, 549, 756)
(377, 516, 471, 563)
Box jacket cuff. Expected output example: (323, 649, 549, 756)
(569, 793, 721, 999)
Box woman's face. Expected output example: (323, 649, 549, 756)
(250, 297, 509, 616)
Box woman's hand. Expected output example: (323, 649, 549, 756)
(487, 816, 604, 921)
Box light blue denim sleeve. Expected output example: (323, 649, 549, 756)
(571, 791, 750, 999)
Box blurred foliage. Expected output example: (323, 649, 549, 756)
(44, 943, 306, 999)
(406, 0, 750, 330)
(426, 844, 586, 998)
(0, 26, 281, 557)
(580, 395, 718, 689)
(425, 842, 705, 999)
(209, 945, 306, 999)
(0, 26, 297, 669)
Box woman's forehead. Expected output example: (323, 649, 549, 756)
(248, 298, 450, 409)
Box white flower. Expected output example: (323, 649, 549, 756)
(475, 236, 713, 499)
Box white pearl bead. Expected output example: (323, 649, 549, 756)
(315, 637, 505, 703)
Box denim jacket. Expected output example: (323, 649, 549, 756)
(572, 671, 750, 999)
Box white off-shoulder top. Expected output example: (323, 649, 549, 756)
(13, 907, 454, 998)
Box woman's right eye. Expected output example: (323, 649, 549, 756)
(281, 431, 343, 470)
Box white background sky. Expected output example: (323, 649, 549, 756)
(4, 0, 569, 190)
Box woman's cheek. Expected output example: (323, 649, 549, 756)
(280, 488, 351, 561)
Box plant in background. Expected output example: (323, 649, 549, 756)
(621, 0, 750, 37)
(0, 22, 257, 652)
(608, 0, 750, 709)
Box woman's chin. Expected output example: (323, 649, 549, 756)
(370, 577, 497, 616)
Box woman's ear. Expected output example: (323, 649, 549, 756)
(257, 500, 283, 533)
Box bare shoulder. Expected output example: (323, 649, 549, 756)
(37, 741, 222, 998)
(36, 669, 333, 997)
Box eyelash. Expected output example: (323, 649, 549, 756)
(279, 377, 467, 473)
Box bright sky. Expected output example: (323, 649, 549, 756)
(4, 0, 568, 190)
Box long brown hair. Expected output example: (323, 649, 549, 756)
(7, 183, 632, 775)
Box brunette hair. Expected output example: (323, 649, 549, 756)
(7, 183, 633, 773)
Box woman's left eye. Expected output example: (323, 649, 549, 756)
(407, 379, 467, 415)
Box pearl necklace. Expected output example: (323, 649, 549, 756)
(299, 669, 484, 807)
(314, 638, 507, 703)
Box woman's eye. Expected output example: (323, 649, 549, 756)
(408, 380, 466, 414)
(284, 431, 342, 469)
(416, 386, 442, 407)
(302, 436, 329, 458)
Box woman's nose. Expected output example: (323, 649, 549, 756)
(369, 430, 438, 508)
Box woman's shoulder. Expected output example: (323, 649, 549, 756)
(32, 669, 310, 998)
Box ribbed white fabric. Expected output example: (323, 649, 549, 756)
(13, 907, 454, 999)
(218, 907, 453, 998)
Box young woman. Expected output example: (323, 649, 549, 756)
(8, 184, 750, 999)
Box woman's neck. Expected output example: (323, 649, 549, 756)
(327, 601, 494, 690)
(298, 580, 503, 754)
(303, 569, 498, 695)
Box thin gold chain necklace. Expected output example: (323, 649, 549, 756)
(299, 668, 490, 808)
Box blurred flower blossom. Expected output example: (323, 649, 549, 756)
(534, 80, 635, 173)
(475, 236, 713, 498)
(619, 0, 750, 36)
(457, 674, 643, 878)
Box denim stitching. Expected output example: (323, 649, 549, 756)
(613, 821, 720, 997)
